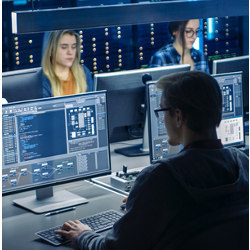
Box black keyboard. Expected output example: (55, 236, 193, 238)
(36, 209, 124, 246)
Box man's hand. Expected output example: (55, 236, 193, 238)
(55, 220, 91, 244)
(122, 197, 127, 203)
(121, 197, 128, 212)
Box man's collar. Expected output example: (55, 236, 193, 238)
(181, 139, 223, 151)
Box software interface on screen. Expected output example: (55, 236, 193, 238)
(214, 72, 245, 147)
(212, 55, 249, 118)
(2, 91, 110, 194)
(147, 82, 180, 163)
(147, 72, 244, 162)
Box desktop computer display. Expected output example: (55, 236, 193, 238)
(146, 82, 180, 163)
(213, 72, 245, 147)
(146, 71, 245, 163)
(212, 55, 249, 118)
(2, 91, 111, 213)
(94, 65, 190, 156)
(2, 67, 43, 102)
(94, 65, 191, 92)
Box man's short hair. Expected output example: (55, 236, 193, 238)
(157, 71, 222, 133)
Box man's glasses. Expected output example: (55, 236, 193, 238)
(184, 29, 200, 38)
(154, 107, 171, 118)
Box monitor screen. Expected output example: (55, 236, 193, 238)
(213, 72, 245, 147)
(212, 55, 249, 118)
(94, 65, 191, 147)
(147, 71, 245, 163)
(146, 82, 181, 163)
(2, 67, 43, 103)
(2, 91, 111, 213)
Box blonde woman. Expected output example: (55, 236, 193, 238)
(42, 30, 93, 97)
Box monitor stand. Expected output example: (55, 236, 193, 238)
(13, 186, 89, 214)
(114, 114, 149, 157)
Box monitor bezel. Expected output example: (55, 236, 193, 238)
(2, 91, 111, 196)
(94, 64, 191, 91)
(212, 55, 249, 75)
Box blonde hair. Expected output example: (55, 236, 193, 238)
(42, 30, 87, 96)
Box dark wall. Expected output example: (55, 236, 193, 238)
(2, 0, 249, 74)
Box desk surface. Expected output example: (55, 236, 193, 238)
(2, 180, 127, 250)
(109, 139, 150, 172)
(4, 137, 247, 249)
(2, 139, 148, 250)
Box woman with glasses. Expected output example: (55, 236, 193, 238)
(149, 19, 210, 73)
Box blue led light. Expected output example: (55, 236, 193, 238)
(207, 18, 215, 40)
(13, 0, 27, 6)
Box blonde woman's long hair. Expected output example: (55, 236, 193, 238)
(42, 30, 87, 96)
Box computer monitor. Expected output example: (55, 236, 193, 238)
(212, 55, 249, 119)
(2, 67, 43, 103)
(146, 81, 181, 163)
(2, 91, 111, 213)
(146, 71, 245, 163)
(94, 65, 190, 156)
(213, 72, 245, 148)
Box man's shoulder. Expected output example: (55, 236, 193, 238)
(142, 154, 184, 175)
(227, 146, 249, 161)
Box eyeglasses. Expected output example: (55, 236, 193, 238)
(154, 107, 171, 118)
(184, 29, 200, 38)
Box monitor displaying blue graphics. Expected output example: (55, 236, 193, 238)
(213, 72, 245, 147)
(212, 55, 249, 118)
(2, 91, 111, 213)
(146, 82, 180, 163)
(146, 71, 245, 163)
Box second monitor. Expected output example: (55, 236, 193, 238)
(146, 71, 245, 163)
(212, 55, 249, 120)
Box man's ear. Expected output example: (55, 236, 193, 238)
(175, 109, 184, 128)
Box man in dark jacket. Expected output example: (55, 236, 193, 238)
(55, 71, 249, 250)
